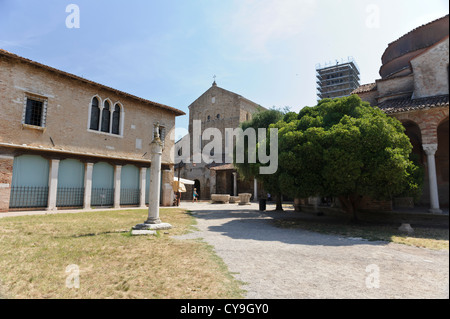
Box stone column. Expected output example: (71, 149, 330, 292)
(232, 172, 237, 196)
(83, 163, 94, 210)
(254, 178, 258, 201)
(210, 170, 216, 197)
(161, 169, 173, 207)
(114, 165, 122, 209)
(423, 144, 442, 213)
(47, 159, 60, 211)
(139, 167, 147, 208)
(133, 123, 172, 232)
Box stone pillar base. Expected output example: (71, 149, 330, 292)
(429, 208, 443, 214)
(133, 223, 173, 231)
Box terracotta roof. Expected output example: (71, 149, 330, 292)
(0, 49, 185, 116)
(386, 15, 449, 48)
(378, 94, 449, 114)
(208, 163, 235, 171)
(351, 83, 377, 95)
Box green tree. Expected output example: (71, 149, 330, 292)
(234, 108, 285, 210)
(276, 95, 417, 220)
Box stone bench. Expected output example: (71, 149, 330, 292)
(229, 196, 240, 204)
(211, 194, 231, 204)
(238, 193, 252, 205)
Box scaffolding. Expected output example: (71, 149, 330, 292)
(316, 57, 360, 101)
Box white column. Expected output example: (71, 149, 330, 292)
(47, 159, 60, 211)
(139, 167, 147, 208)
(114, 165, 122, 209)
(423, 144, 442, 213)
(254, 178, 258, 201)
(146, 127, 164, 224)
(83, 163, 94, 210)
(232, 172, 237, 196)
(133, 124, 172, 231)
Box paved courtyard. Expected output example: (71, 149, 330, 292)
(175, 202, 449, 299)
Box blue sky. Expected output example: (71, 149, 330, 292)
(0, 0, 448, 139)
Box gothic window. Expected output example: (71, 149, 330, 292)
(101, 100, 111, 133)
(112, 103, 121, 135)
(217, 114, 220, 119)
(89, 97, 100, 130)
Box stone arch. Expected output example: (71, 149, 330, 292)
(401, 119, 424, 164)
(194, 179, 201, 199)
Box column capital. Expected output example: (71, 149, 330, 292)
(423, 143, 438, 155)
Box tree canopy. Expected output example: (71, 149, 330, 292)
(234, 95, 421, 219)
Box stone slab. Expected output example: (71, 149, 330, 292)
(133, 223, 173, 231)
(131, 230, 157, 236)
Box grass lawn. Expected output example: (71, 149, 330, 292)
(0, 208, 245, 299)
(273, 215, 449, 250)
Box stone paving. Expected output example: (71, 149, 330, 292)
(175, 202, 449, 299)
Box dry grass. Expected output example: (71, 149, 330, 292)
(0, 209, 245, 299)
(273, 217, 449, 251)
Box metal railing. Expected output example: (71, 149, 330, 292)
(120, 188, 140, 206)
(91, 188, 114, 207)
(9, 186, 49, 209)
(56, 187, 84, 208)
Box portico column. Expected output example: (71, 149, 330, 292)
(423, 144, 442, 213)
(114, 165, 122, 209)
(47, 159, 60, 211)
(139, 167, 147, 208)
(232, 172, 237, 196)
(83, 163, 94, 210)
(254, 178, 258, 201)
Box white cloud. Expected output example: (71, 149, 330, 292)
(227, 0, 317, 59)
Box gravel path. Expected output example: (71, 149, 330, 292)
(175, 202, 449, 299)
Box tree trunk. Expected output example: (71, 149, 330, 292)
(275, 194, 283, 211)
(338, 195, 359, 222)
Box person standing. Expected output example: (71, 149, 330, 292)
(193, 188, 199, 203)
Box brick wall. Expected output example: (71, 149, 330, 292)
(0, 55, 176, 165)
(0, 156, 14, 212)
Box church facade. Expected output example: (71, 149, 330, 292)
(175, 81, 266, 201)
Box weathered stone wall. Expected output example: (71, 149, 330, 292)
(411, 38, 449, 98)
(376, 74, 414, 103)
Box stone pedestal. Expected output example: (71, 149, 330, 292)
(239, 193, 252, 205)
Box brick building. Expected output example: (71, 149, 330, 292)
(0, 49, 185, 212)
(353, 15, 449, 212)
(175, 81, 265, 201)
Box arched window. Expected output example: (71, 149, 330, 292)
(101, 100, 111, 133)
(90, 97, 100, 130)
(217, 114, 220, 119)
(112, 103, 121, 135)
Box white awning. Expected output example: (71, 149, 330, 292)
(173, 177, 195, 185)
